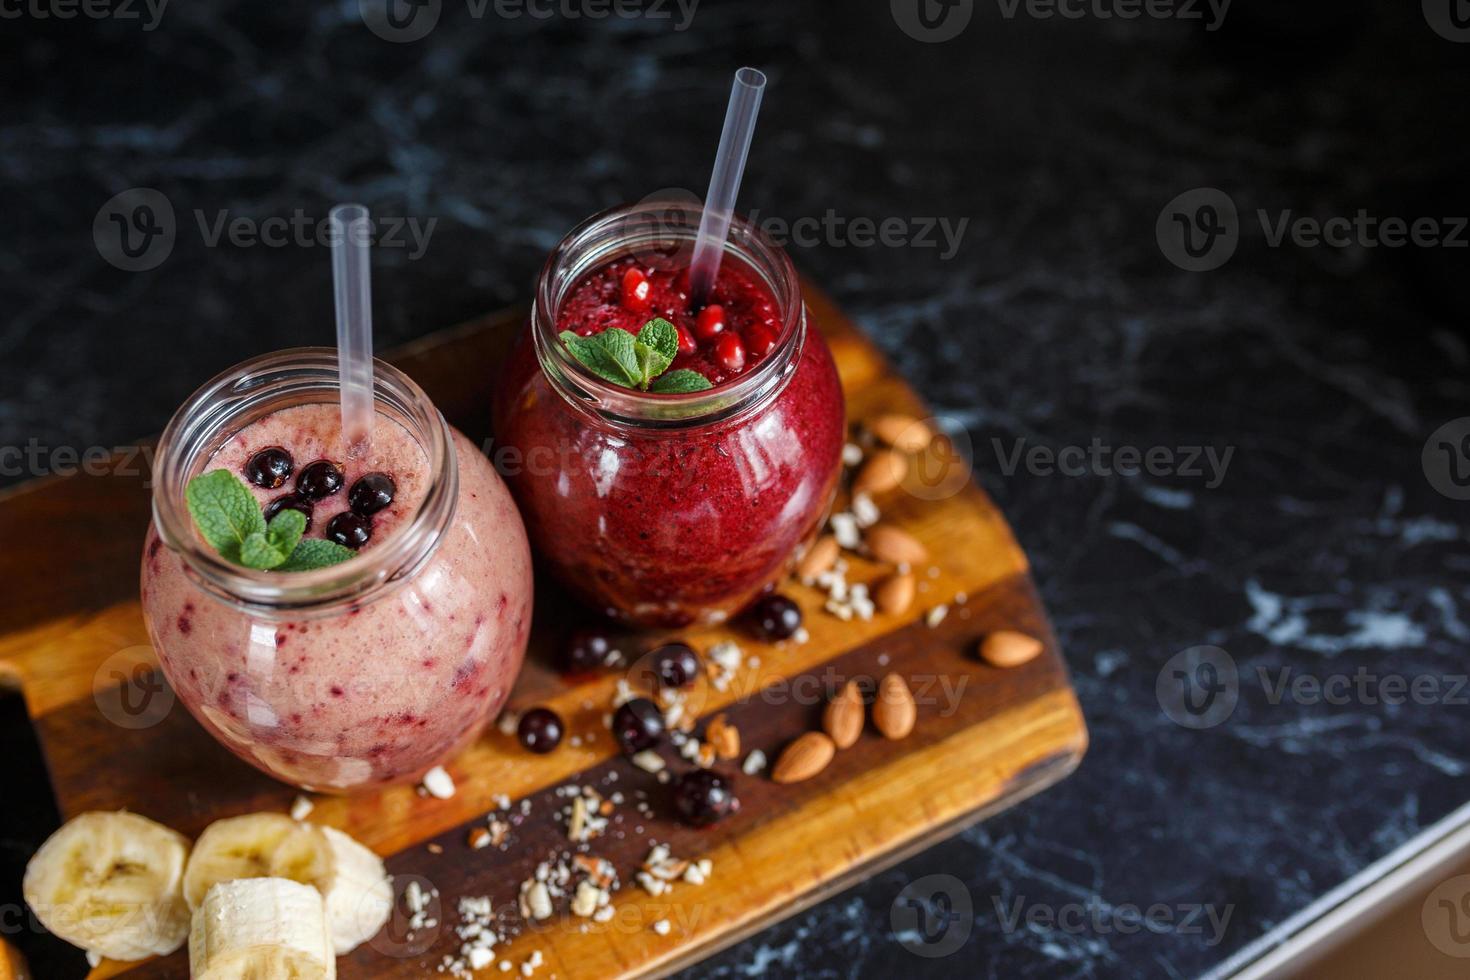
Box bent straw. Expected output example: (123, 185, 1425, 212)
(687, 67, 767, 303)
(330, 203, 375, 458)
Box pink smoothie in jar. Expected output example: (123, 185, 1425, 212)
(141, 350, 533, 792)
(493, 202, 845, 627)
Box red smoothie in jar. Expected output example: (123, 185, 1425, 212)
(142, 351, 533, 792)
(494, 202, 845, 626)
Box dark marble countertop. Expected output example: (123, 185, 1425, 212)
(4, 1, 1470, 976)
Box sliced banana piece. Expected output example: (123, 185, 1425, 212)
(22, 810, 191, 961)
(189, 878, 335, 979)
(319, 826, 392, 955)
(183, 814, 334, 911)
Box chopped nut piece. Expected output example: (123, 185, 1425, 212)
(706, 714, 741, 760)
(632, 750, 666, 773)
(571, 880, 601, 917)
(742, 749, 767, 775)
(468, 827, 492, 850)
(289, 795, 314, 821)
(422, 766, 455, 800)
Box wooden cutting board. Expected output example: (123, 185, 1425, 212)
(0, 282, 1087, 979)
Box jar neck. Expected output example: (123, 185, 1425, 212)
(151, 347, 458, 617)
(532, 201, 805, 431)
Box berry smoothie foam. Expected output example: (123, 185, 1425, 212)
(494, 205, 845, 626)
(141, 401, 533, 792)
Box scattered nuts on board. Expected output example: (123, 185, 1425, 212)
(867, 525, 929, 566)
(822, 681, 865, 749)
(852, 449, 907, 496)
(706, 714, 740, 760)
(875, 572, 915, 615)
(772, 732, 836, 783)
(980, 630, 1043, 668)
(870, 414, 934, 453)
(873, 673, 917, 739)
(797, 535, 840, 581)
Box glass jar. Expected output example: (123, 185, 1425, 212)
(493, 202, 846, 626)
(141, 349, 533, 793)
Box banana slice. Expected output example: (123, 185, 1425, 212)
(319, 826, 392, 955)
(189, 878, 335, 979)
(183, 814, 334, 911)
(22, 810, 191, 961)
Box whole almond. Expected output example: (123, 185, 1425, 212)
(871, 414, 934, 453)
(867, 525, 929, 566)
(873, 673, 917, 739)
(874, 572, 916, 615)
(980, 630, 1043, 668)
(772, 732, 836, 783)
(822, 681, 864, 749)
(706, 714, 741, 760)
(852, 450, 907, 496)
(796, 535, 840, 580)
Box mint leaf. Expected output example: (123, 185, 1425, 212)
(634, 318, 677, 386)
(266, 508, 306, 555)
(560, 331, 640, 387)
(637, 318, 679, 362)
(238, 511, 304, 569)
(186, 470, 267, 563)
(649, 369, 715, 394)
(277, 538, 360, 572)
(598, 328, 643, 386)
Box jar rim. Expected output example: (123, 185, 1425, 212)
(150, 347, 459, 616)
(531, 200, 806, 429)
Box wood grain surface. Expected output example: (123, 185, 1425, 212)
(0, 283, 1087, 978)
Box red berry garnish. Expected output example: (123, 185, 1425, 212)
(562, 630, 616, 673)
(264, 493, 313, 533)
(694, 304, 726, 342)
(244, 447, 293, 489)
(348, 473, 395, 516)
(674, 769, 740, 827)
(647, 643, 700, 689)
(751, 594, 802, 640)
(612, 697, 664, 754)
(517, 707, 563, 754)
(676, 323, 698, 355)
(325, 512, 372, 550)
(746, 324, 777, 358)
(621, 267, 651, 311)
(715, 332, 747, 374)
(296, 460, 344, 500)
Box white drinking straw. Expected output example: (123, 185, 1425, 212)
(687, 67, 767, 303)
(330, 203, 375, 458)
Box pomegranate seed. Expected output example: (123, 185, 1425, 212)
(746, 324, 776, 358)
(715, 332, 747, 374)
(694, 304, 726, 342)
(676, 323, 698, 355)
(621, 267, 651, 311)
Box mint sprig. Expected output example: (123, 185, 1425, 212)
(185, 469, 357, 572)
(560, 318, 713, 393)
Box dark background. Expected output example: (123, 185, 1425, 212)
(3, 0, 1470, 976)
